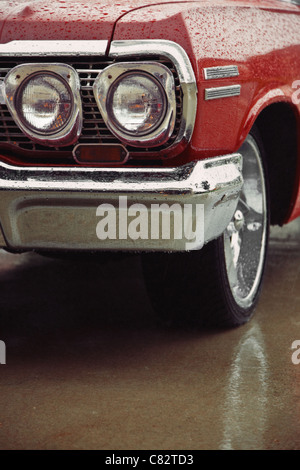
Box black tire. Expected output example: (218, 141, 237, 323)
(142, 126, 269, 328)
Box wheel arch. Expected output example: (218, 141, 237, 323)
(253, 102, 299, 226)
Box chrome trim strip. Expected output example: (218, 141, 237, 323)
(0, 153, 242, 185)
(110, 40, 195, 84)
(205, 85, 241, 100)
(204, 66, 239, 80)
(0, 40, 108, 56)
(4, 63, 83, 147)
(0, 154, 242, 251)
(109, 40, 197, 150)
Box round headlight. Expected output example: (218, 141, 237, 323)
(107, 72, 166, 136)
(15, 73, 72, 135)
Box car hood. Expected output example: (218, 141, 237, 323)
(0, 0, 196, 43)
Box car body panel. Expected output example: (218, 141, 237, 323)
(0, 0, 142, 43)
(0, 0, 299, 250)
(112, 0, 300, 221)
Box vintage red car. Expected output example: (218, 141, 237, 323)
(0, 0, 299, 327)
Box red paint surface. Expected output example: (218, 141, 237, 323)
(112, 0, 300, 221)
(0, 0, 138, 42)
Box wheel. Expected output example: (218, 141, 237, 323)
(142, 126, 269, 327)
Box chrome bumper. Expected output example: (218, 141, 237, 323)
(0, 154, 243, 252)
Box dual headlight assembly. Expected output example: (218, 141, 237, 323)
(4, 62, 176, 149)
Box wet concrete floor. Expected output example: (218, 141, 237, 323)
(0, 224, 300, 449)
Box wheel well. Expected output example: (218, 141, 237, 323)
(254, 103, 298, 225)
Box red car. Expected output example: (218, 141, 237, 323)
(0, 0, 299, 327)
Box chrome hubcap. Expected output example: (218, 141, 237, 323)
(233, 210, 244, 231)
(224, 135, 267, 309)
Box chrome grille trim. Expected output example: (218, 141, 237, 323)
(0, 59, 182, 154)
(0, 39, 195, 161)
(110, 40, 197, 150)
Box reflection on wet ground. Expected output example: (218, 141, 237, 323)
(0, 224, 300, 449)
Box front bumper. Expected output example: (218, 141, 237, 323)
(0, 154, 243, 252)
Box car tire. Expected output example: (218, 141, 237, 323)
(142, 126, 269, 327)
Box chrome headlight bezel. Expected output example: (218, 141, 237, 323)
(93, 62, 176, 148)
(4, 63, 82, 147)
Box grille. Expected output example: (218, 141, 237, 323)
(0, 56, 182, 164)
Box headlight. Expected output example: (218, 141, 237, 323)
(93, 62, 176, 147)
(4, 64, 82, 147)
(15, 73, 72, 135)
(107, 72, 166, 136)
